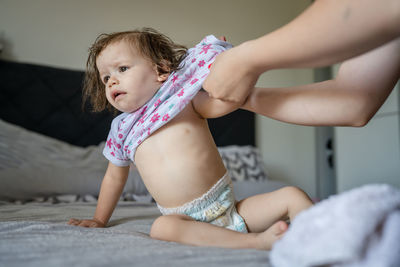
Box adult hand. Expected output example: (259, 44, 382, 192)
(203, 41, 261, 103)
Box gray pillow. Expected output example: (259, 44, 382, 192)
(218, 145, 269, 182)
(0, 119, 147, 200)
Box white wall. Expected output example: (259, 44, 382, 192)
(256, 70, 317, 197)
(0, 0, 311, 70)
(0, 0, 317, 197)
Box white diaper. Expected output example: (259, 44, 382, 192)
(157, 172, 248, 233)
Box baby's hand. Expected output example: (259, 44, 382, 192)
(68, 218, 105, 228)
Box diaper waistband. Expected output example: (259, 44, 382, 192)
(157, 172, 232, 215)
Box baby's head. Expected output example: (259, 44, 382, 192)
(83, 28, 187, 113)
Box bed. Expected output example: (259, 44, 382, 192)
(0, 60, 286, 267)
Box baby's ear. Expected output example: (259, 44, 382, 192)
(156, 60, 171, 82)
(157, 73, 169, 82)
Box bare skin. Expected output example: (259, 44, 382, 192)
(242, 38, 400, 126)
(68, 100, 313, 250)
(68, 38, 313, 250)
(203, 0, 400, 124)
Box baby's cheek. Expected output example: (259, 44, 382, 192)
(105, 93, 113, 103)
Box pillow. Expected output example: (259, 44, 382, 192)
(233, 179, 287, 201)
(0, 119, 274, 201)
(0, 119, 147, 200)
(218, 145, 269, 182)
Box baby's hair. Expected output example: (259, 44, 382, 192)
(82, 27, 188, 113)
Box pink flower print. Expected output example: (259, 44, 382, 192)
(178, 88, 185, 97)
(190, 78, 199, 85)
(138, 117, 145, 125)
(116, 143, 121, 149)
(162, 114, 170, 121)
(200, 44, 212, 54)
(154, 99, 161, 107)
(151, 113, 160, 123)
(147, 128, 151, 135)
(118, 133, 123, 139)
(107, 138, 112, 148)
(172, 75, 179, 83)
(191, 58, 197, 63)
(113, 139, 119, 147)
(140, 106, 148, 115)
(198, 60, 205, 67)
(111, 151, 115, 157)
(124, 145, 128, 152)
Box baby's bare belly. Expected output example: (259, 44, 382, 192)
(134, 107, 226, 208)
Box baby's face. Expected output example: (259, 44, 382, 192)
(96, 40, 167, 113)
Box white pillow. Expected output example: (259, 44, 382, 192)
(0, 119, 147, 200)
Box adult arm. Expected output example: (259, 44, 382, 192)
(203, 0, 400, 103)
(68, 162, 129, 227)
(242, 37, 400, 126)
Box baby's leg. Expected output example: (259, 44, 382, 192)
(150, 214, 284, 250)
(237, 186, 313, 239)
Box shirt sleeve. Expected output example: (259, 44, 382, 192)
(102, 114, 131, 167)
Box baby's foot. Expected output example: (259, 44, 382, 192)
(256, 220, 288, 250)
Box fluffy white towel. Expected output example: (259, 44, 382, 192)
(270, 184, 400, 267)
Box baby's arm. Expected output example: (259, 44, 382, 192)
(68, 162, 129, 227)
(242, 37, 400, 127)
(192, 89, 243, 119)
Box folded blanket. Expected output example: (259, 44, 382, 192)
(270, 184, 400, 267)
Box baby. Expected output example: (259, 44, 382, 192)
(68, 28, 313, 250)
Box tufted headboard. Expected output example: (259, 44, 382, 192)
(0, 60, 254, 147)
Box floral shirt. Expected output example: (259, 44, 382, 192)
(103, 35, 232, 166)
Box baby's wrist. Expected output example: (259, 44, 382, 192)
(92, 217, 106, 227)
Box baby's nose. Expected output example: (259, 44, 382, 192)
(108, 76, 119, 87)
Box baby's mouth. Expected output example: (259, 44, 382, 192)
(112, 90, 126, 101)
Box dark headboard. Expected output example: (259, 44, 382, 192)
(0, 60, 254, 147)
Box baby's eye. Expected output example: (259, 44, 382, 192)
(103, 76, 110, 84)
(119, 66, 128, 72)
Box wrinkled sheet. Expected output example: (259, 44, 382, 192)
(0, 201, 270, 267)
